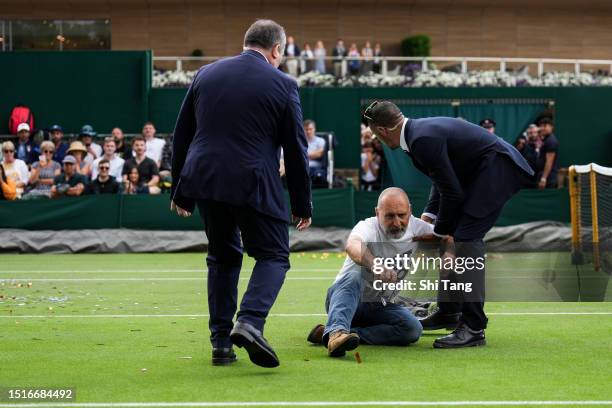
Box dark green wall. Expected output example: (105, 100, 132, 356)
(149, 87, 612, 170)
(1, 51, 609, 171)
(0, 51, 151, 135)
(0, 188, 569, 230)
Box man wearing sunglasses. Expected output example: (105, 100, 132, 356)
(86, 159, 120, 195)
(362, 100, 533, 349)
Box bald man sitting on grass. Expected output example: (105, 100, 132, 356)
(306, 187, 432, 357)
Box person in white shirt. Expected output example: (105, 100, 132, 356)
(284, 36, 300, 77)
(299, 43, 314, 74)
(142, 121, 165, 167)
(91, 137, 125, 180)
(1, 141, 29, 198)
(307, 187, 434, 357)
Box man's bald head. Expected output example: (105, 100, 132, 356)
(376, 187, 411, 239)
(377, 187, 409, 208)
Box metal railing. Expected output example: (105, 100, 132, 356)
(153, 55, 612, 77)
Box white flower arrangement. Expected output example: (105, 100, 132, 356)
(152, 68, 612, 88)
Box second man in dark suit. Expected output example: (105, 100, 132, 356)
(363, 101, 533, 348)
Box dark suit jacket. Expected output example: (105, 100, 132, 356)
(403, 117, 534, 236)
(171, 49, 312, 221)
(284, 43, 301, 57)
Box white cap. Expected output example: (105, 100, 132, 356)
(17, 123, 30, 132)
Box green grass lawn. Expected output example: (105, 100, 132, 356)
(1, 253, 611, 407)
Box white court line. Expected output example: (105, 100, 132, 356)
(0, 267, 581, 274)
(1, 401, 611, 407)
(0, 268, 339, 274)
(0, 277, 332, 282)
(1, 312, 611, 319)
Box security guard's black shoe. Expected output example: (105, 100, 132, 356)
(419, 309, 461, 330)
(212, 347, 237, 366)
(230, 321, 280, 368)
(433, 323, 486, 348)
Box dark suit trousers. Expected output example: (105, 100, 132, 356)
(197, 200, 290, 348)
(437, 209, 501, 331)
(437, 155, 524, 331)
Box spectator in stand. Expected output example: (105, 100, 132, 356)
(142, 121, 165, 168)
(284, 35, 300, 77)
(348, 43, 360, 75)
(23, 141, 61, 199)
(514, 135, 527, 152)
(518, 124, 542, 189)
(536, 117, 560, 189)
(14, 123, 39, 165)
(66, 141, 92, 178)
(372, 43, 383, 74)
(360, 140, 381, 191)
(122, 135, 160, 194)
(304, 119, 326, 185)
(0, 163, 17, 200)
(479, 118, 496, 134)
(51, 155, 87, 198)
(314, 40, 327, 74)
(112, 127, 133, 159)
(49, 125, 69, 163)
(361, 125, 373, 146)
(91, 137, 125, 180)
(123, 166, 150, 195)
(300, 43, 314, 74)
(159, 134, 173, 188)
(332, 39, 347, 77)
(1, 141, 29, 199)
(86, 159, 120, 195)
(361, 41, 374, 73)
(79, 125, 102, 159)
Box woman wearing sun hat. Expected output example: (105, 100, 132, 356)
(67, 141, 92, 178)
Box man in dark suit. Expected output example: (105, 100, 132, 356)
(363, 101, 533, 348)
(170, 19, 313, 368)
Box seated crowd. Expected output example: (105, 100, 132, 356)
(0, 121, 171, 200)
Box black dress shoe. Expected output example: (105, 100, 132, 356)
(433, 323, 486, 348)
(307, 324, 325, 345)
(230, 321, 280, 368)
(419, 309, 461, 330)
(212, 347, 237, 366)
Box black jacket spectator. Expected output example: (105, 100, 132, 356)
(538, 133, 560, 188)
(85, 176, 120, 194)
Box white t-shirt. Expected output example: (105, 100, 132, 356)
(91, 155, 125, 180)
(145, 137, 165, 164)
(335, 215, 434, 283)
(2, 159, 29, 198)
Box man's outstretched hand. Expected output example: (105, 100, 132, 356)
(293, 215, 312, 231)
(170, 200, 192, 217)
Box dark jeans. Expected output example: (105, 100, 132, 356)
(197, 200, 290, 348)
(322, 271, 422, 346)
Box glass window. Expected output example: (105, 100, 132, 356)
(11, 20, 59, 50)
(62, 20, 111, 50)
(1, 19, 111, 51)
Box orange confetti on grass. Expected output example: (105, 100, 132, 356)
(354, 352, 362, 364)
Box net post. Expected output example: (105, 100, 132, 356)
(589, 166, 600, 271)
(568, 166, 583, 264)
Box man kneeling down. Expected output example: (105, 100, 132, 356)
(307, 187, 431, 357)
